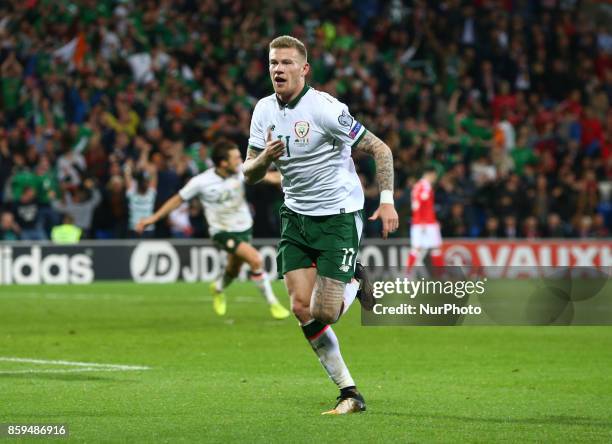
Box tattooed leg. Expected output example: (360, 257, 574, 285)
(310, 275, 345, 324)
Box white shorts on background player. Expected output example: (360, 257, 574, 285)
(410, 223, 442, 249)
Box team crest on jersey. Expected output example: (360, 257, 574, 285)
(338, 110, 353, 128)
(339, 264, 351, 272)
(294, 121, 310, 138)
(293, 121, 310, 147)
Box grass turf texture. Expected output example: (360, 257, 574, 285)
(1, 282, 611, 443)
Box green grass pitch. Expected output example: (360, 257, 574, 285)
(1, 282, 612, 443)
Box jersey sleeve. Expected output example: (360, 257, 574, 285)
(178, 176, 201, 201)
(248, 100, 266, 151)
(317, 98, 367, 149)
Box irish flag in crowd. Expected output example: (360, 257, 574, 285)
(53, 32, 87, 70)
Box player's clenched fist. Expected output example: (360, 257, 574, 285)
(262, 128, 285, 162)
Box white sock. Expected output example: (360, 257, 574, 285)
(251, 269, 279, 305)
(302, 320, 355, 389)
(341, 279, 360, 315)
(215, 272, 234, 292)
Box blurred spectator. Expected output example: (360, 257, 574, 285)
(573, 215, 595, 238)
(0, 211, 20, 241)
(502, 215, 518, 239)
(543, 213, 567, 238)
(483, 216, 501, 238)
(51, 213, 82, 244)
(50, 179, 101, 239)
(522, 216, 540, 239)
(14, 186, 46, 240)
(35, 155, 60, 235)
(442, 202, 468, 237)
(592, 214, 610, 238)
(511, 127, 538, 175)
(1, 51, 22, 125)
(57, 146, 86, 188)
(0, 130, 11, 203)
(125, 164, 158, 238)
(89, 158, 128, 239)
(531, 174, 550, 226)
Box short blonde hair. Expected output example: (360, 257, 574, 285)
(269, 35, 307, 61)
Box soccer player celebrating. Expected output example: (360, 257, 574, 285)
(135, 139, 290, 320)
(407, 166, 443, 272)
(243, 35, 399, 414)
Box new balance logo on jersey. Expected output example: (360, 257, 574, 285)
(339, 264, 351, 272)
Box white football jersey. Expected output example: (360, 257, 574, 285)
(248, 85, 366, 216)
(179, 169, 252, 235)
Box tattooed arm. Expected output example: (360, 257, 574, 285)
(355, 130, 399, 238)
(355, 131, 394, 192)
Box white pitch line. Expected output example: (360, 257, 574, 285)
(0, 367, 141, 374)
(0, 357, 150, 371)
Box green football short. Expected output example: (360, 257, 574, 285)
(276, 204, 364, 283)
(212, 228, 252, 253)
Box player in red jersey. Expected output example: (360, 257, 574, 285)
(407, 166, 443, 271)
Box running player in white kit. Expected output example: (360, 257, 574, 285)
(243, 35, 399, 414)
(136, 139, 290, 320)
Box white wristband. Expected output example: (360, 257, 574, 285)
(380, 190, 394, 205)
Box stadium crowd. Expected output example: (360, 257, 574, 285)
(0, 0, 610, 241)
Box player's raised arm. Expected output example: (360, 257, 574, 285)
(135, 194, 183, 234)
(242, 129, 285, 184)
(355, 130, 399, 238)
